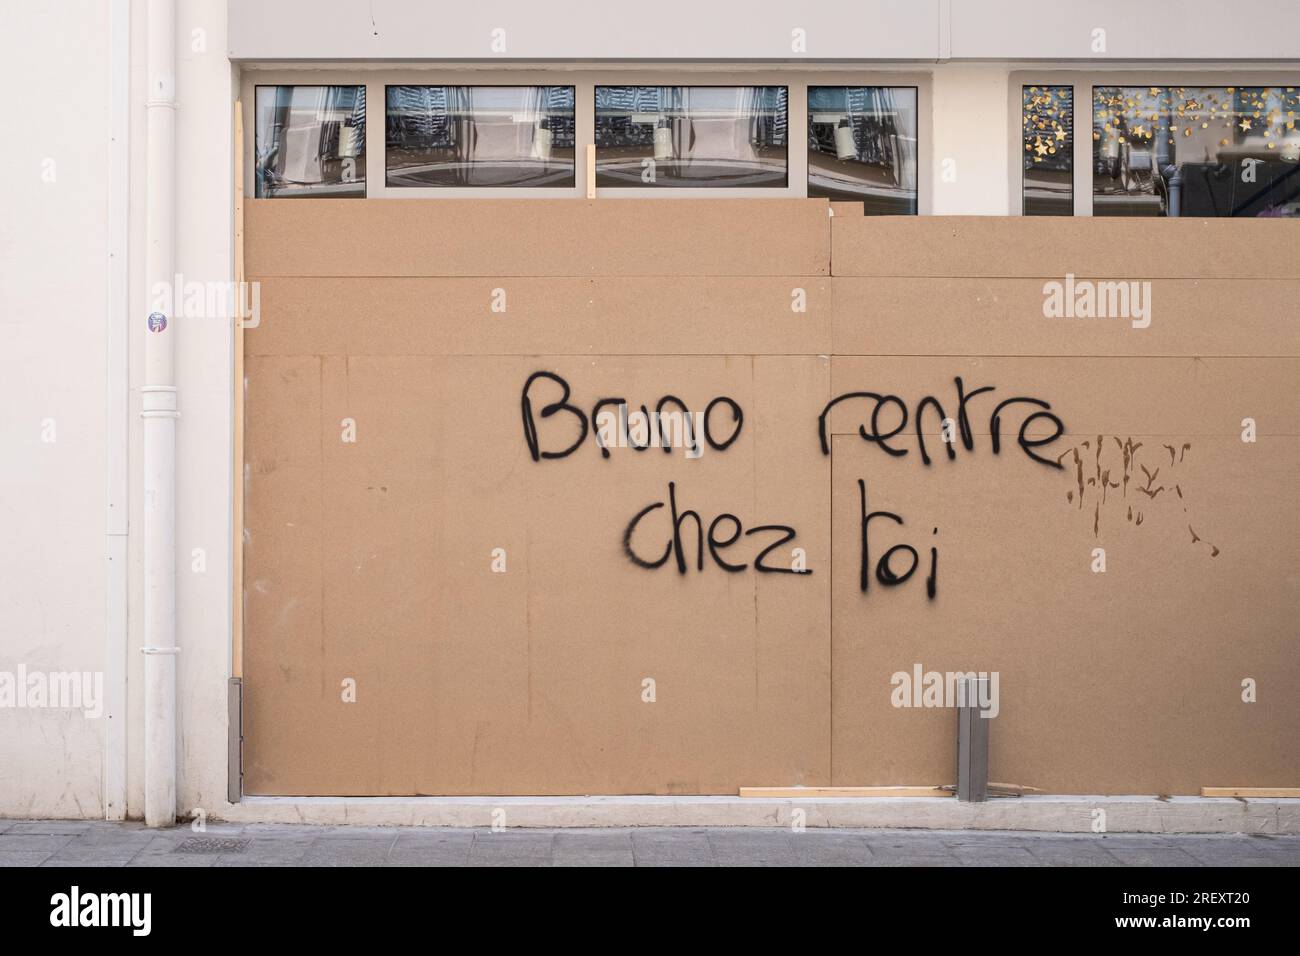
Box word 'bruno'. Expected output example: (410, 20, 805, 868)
(522, 371, 744, 461)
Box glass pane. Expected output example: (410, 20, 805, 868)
(807, 87, 917, 214)
(1093, 86, 1300, 217)
(595, 86, 788, 188)
(385, 86, 575, 187)
(1023, 85, 1073, 216)
(254, 86, 366, 198)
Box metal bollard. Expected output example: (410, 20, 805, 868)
(228, 677, 243, 804)
(956, 676, 990, 802)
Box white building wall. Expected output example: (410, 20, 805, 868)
(0, 0, 112, 818)
(0, 0, 234, 821)
(930, 66, 1012, 214)
(950, 0, 1300, 59)
(171, 0, 236, 818)
(0, 0, 1295, 820)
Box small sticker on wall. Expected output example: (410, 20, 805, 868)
(147, 312, 167, 333)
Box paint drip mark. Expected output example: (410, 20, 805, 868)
(1189, 525, 1221, 557)
(1117, 436, 1142, 499)
(1138, 464, 1164, 499)
(1058, 436, 1217, 557)
(1057, 445, 1086, 510)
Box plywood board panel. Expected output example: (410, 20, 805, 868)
(245, 277, 832, 357)
(832, 216, 1300, 278)
(246, 199, 831, 278)
(832, 277, 1300, 357)
(241, 204, 1300, 796)
(826, 356, 1300, 443)
(244, 352, 833, 794)
(827, 358, 1300, 794)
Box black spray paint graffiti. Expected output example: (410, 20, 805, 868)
(622, 481, 811, 576)
(859, 480, 939, 599)
(521, 371, 744, 461)
(818, 376, 1066, 469)
(820, 377, 1069, 599)
(521, 371, 1071, 592)
(1058, 436, 1220, 557)
(521, 371, 588, 460)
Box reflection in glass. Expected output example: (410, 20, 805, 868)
(1023, 86, 1073, 215)
(807, 87, 917, 214)
(1093, 86, 1300, 217)
(595, 86, 788, 187)
(386, 86, 575, 187)
(255, 86, 366, 198)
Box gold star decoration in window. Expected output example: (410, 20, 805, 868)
(1092, 86, 1300, 153)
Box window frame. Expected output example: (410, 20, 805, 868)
(593, 83, 793, 193)
(240, 67, 931, 207)
(252, 83, 369, 199)
(1019, 83, 1074, 217)
(806, 83, 921, 214)
(383, 82, 579, 191)
(1009, 69, 1300, 216)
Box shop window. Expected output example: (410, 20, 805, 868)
(254, 86, 366, 198)
(594, 86, 788, 187)
(1093, 86, 1300, 217)
(385, 86, 576, 187)
(807, 86, 917, 214)
(1023, 85, 1073, 215)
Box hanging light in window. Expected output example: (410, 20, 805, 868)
(532, 117, 553, 162)
(653, 116, 674, 161)
(834, 116, 857, 161)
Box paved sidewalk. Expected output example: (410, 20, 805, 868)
(1, 820, 1297, 866)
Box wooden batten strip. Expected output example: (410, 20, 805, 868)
(739, 786, 951, 798)
(232, 100, 246, 680)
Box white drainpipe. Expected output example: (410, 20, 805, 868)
(143, 0, 178, 828)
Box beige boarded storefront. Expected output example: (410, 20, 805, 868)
(240, 201, 1300, 796)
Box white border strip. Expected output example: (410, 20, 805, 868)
(217, 796, 1300, 833)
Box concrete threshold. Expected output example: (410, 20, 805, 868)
(217, 795, 1300, 834)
